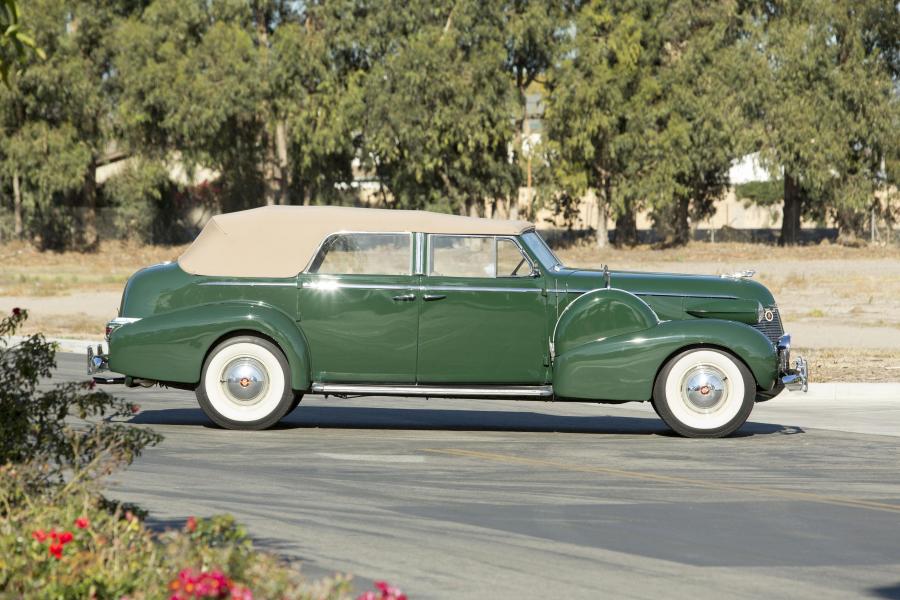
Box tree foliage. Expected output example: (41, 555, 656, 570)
(0, 0, 897, 248)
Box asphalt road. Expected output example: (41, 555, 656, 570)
(54, 353, 900, 600)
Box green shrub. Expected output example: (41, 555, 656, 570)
(0, 308, 162, 493)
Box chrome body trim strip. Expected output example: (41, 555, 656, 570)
(425, 284, 540, 294)
(301, 281, 412, 291)
(108, 317, 142, 325)
(311, 383, 553, 398)
(545, 288, 739, 300)
(198, 281, 296, 287)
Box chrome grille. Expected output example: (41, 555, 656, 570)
(752, 307, 784, 343)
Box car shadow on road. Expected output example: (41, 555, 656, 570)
(129, 406, 803, 437)
(871, 583, 900, 600)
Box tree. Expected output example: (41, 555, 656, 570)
(741, 0, 899, 244)
(344, 0, 518, 215)
(0, 0, 133, 249)
(637, 0, 746, 246)
(0, 0, 44, 87)
(543, 1, 651, 248)
(503, 0, 562, 218)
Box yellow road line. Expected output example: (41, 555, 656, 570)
(423, 447, 900, 515)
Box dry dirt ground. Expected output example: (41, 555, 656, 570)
(1, 240, 898, 382)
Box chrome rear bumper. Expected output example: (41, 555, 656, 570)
(87, 344, 125, 385)
(87, 343, 109, 375)
(777, 334, 808, 392)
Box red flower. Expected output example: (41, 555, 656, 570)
(75, 517, 90, 529)
(131, 404, 141, 414)
(12, 307, 21, 316)
(185, 516, 197, 533)
(31, 529, 48, 542)
(59, 531, 74, 544)
(49, 543, 63, 559)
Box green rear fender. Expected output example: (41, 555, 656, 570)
(553, 292, 777, 401)
(108, 301, 311, 390)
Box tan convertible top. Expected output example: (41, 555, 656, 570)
(178, 205, 534, 278)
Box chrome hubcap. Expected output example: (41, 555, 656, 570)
(681, 366, 728, 412)
(220, 357, 269, 405)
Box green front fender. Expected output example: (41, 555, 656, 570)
(108, 301, 311, 390)
(552, 318, 778, 401)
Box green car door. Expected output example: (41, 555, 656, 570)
(416, 234, 550, 384)
(298, 232, 419, 383)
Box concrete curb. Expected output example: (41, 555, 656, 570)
(4, 335, 104, 354)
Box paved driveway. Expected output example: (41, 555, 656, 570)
(54, 353, 900, 600)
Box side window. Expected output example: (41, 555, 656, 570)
(429, 235, 532, 278)
(497, 238, 532, 277)
(308, 233, 411, 275)
(430, 235, 495, 277)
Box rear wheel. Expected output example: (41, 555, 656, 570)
(652, 348, 755, 438)
(196, 336, 295, 430)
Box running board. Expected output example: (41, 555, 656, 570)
(310, 383, 553, 399)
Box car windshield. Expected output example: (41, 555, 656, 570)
(520, 231, 563, 271)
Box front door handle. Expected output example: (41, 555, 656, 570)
(392, 293, 416, 302)
(423, 294, 446, 301)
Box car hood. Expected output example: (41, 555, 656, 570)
(558, 268, 776, 307)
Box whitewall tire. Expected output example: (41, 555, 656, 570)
(196, 336, 295, 430)
(652, 348, 755, 438)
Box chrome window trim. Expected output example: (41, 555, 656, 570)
(426, 233, 536, 279)
(303, 230, 414, 276)
(414, 232, 425, 275)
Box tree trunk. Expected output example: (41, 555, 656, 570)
(82, 160, 98, 249)
(275, 120, 290, 204)
(12, 170, 23, 239)
(780, 171, 802, 245)
(672, 195, 690, 246)
(595, 181, 609, 249)
(615, 202, 638, 246)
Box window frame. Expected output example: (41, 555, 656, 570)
(304, 231, 414, 276)
(426, 234, 535, 279)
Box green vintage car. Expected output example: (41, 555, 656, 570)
(88, 205, 807, 437)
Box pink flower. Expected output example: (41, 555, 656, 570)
(358, 581, 407, 600)
(75, 517, 90, 529)
(131, 404, 141, 414)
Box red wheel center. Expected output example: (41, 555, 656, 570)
(239, 377, 251, 388)
(700, 385, 710, 395)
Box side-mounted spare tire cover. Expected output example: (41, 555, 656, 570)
(554, 288, 659, 356)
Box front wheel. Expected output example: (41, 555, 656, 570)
(652, 348, 755, 438)
(196, 336, 296, 430)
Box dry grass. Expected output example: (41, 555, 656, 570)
(797, 347, 900, 383)
(0, 241, 187, 296)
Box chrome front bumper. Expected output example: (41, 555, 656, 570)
(777, 334, 808, 392)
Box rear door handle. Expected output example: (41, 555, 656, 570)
(423, 294, 446, 301)
(392, 293, 416, 302)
